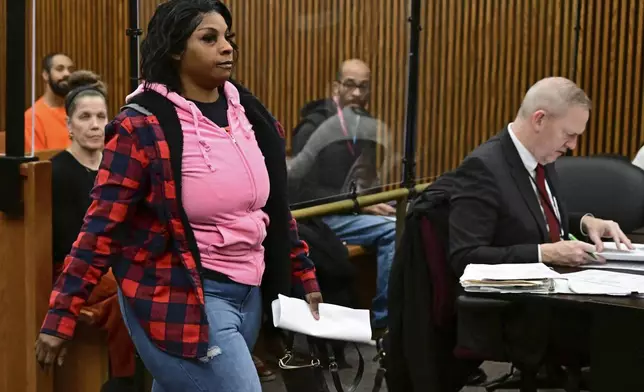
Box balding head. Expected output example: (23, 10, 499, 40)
(513, 77, 591, 165)
(337, 59, 370, 80)
(333, 58, 371, 108)
(518, 77, 591, 119)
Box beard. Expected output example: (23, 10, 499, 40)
(49, 77, 70, 97)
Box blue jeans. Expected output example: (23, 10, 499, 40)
(118, 279, 262, 392)
(322, 214, 395, 329)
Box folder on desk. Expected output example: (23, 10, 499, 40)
(459, 263, 561, 294)
(598, 242, 644, 262)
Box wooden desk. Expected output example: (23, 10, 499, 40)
(468, 291, 644, 391)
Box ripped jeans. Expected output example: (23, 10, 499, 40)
(118, 278, 263, 392)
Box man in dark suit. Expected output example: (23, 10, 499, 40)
(449, 77, 633, 387)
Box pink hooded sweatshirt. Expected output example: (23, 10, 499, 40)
(126, 81, 271, 286)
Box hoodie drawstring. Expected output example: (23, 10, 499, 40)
(188, 101, 215, 172)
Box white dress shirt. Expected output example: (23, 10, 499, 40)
(633, 145, 644, 170)
(507, 124, 562, 261)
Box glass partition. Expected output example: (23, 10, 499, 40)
(8, 0, 416, 200)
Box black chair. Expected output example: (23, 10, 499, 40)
(420, 215, 583, 392)
(555, 156, 644, 233)
(388, 179, 589, 392)
(590, 153, 631, 162)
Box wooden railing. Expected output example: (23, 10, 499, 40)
(0, 150, 109, 392)
(0, 160, 53, 392)
(292, 183, 431, 244)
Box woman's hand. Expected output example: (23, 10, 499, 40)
(35, 333, 68, 372)
(305, 292, 323, 320)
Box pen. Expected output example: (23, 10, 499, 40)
(567, 233, 599, 260)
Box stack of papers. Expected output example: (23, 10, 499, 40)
(271, 294, 374, 344)
(580, 242, 644, 274)
(581, 260, 644, 273)
(460, 263, 561, 294)
(459, 263, 644, 297)
(598, 242, 644, 262)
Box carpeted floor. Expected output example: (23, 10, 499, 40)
(260, 342, 566, 392)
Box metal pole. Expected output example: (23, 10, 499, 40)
(127, 0, 142, 91)
(5, 0, 26, 157)
(401, 0, 422, 188)
(0, 0, 37, 217)
(566, 0, 582, 157)
(570, 0, 582, 82)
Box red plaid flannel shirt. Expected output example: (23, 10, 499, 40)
(41, 110, 319, 359)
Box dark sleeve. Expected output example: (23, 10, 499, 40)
(291, 121, 317, 155)
(51, 159, 84, 266)
(449, 157, 537, 276)
(568, 212, 587, 239)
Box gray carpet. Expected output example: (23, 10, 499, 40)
(261, 342, 565, 392)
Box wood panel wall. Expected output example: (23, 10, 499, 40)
(0, 0, 130, 132)
(1, 0, 644, 184)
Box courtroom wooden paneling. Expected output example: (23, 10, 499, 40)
(53, 325, 109, 392)
(139, 0, 411, 188)
(576, 0, 644, 159)
(35, 149, 63, 162)
(2, 0, 644, 184)
(0, 0, 130, 132)
(417, 0, 577, 179)
(22, 162, 55, 392)
(0, 161, 53, 392)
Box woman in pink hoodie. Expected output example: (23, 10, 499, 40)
(35, 1, 322, 391)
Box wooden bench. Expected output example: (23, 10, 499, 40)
(346, 245, 377, 312)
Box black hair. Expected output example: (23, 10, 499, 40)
(64, 70, 108, 116)
(42, 52, 69, 72)
(140, 0, 237, 93)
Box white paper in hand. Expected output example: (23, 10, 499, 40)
(271, 294, 373, 344)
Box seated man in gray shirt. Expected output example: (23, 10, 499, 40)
(288, 59, 395, 334)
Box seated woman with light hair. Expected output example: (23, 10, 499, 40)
(49, 70, 137, 392)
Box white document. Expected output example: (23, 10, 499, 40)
(460, 263, 561, 282)
(598, 242, 644, 262)
(581, 260, 644, 274)
(271, 294, 374, 344)
(561, 269, 644, 295)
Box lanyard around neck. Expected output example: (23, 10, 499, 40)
(333, 97, 357, 156)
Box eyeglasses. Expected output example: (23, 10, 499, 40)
(339, 80, 371, 94)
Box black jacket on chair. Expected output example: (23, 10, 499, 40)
(386, 174, 479, 392)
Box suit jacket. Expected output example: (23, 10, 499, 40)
(449, 128, 589, 367)
(449, 127, 585, 276)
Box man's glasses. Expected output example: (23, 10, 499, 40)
(339, 80, 371, 95)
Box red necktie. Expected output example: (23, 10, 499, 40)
(535, 164, 561, 243)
